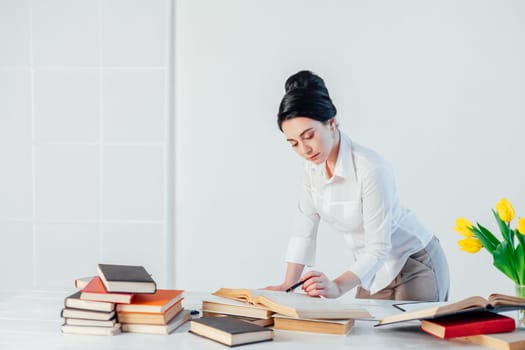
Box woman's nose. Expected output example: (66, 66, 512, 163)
(301, 142, 312, 155)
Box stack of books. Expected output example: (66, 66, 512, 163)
(376, 292, 525, 349)
(117, 289, 190, 335)
(200, 288, 371, 336)
(61, 264, 190, 336)
(61, 290, 120, 336)
(202, 294, 274, 327)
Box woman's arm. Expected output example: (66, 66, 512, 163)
(263, 262, 305, 291)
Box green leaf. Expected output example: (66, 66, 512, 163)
(493, 241, 518, 284)
(473, 224, 499, 254)
(492, 209, 511, 246)
(516, 230, 525, 284)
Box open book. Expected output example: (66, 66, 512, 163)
(376, 293, 525, 326)
(212, 288, 372, 320)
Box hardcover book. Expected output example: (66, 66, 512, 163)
(80, 277, 134, 304)
(122, 309, 191, 335)
(189, 316, 274, 347)
(273, 314, 354, 335)
(213, 288, 372, 320)
(116, 289, 183, 313)
(97, 264, 156, 293)
(202, 312, 274, 327)
(61, 323, 121, 336)
(420, 311, 515, 339)
(65, 291, 115, 312)
(116, 301, 183, 325)
(460, 330, 525, 350)
(60, 308, 116, 321)
(64, 317, 117, 327)
(376, 293, 525, 326)
(202, 295, 274, 320)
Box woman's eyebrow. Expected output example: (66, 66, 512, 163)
(286, 128, 314, 142)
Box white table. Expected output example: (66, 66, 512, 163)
(0, 290, 514, 349)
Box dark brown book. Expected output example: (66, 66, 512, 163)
(97, 264, 156, 293)
(189, 316, 274, 347)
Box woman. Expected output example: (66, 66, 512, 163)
(266, 70, 449, 301)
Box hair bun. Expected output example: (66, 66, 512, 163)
(284, 70, 324, 93)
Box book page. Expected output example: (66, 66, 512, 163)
(376, 296, 490, 326)
(488, 293, 525, 307)
(250, 290, 372, 320)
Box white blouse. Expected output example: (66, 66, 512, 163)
(285, 132, 433, 294)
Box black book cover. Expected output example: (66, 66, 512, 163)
(97, 264, 155, 283)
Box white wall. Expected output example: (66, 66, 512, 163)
(0, 0, 173, 291)
(2, 0, 525, 301)
(175, 0, 525, 300)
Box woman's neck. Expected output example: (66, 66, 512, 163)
(325, 129, 341, 179)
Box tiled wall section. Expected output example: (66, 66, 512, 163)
(0, 0, 172, 290)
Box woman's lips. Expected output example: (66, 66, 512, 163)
(310, 153, 320, 161)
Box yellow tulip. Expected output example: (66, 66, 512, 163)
(454, 217, 474, 237)
(496, 198, 515, 223)
(518, 217, 525, 235)
(458, 237, 483, 253)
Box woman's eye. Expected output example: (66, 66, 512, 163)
(291, 143, 298, 148)
(304, 132, 314, 140)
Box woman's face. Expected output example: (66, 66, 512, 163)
(281, 117, 336, 165)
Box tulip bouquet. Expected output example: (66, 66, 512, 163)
(454, 198, 525, 285)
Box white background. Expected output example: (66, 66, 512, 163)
(1, 0, 524, 301)
(174, 0, 525, 300)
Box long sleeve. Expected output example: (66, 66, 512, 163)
(348, 165, 395, 290)
(284, 171, 320, 266)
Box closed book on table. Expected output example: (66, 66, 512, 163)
(61, 308, 115, 321)
(273, 314, 354, 335)
(61, 323, 121, 336)
(122, 309, 191, 335)
(190, 316, 274, 347)
(202, 311, 274, 327)
(97, 264, 156, 293)
(117, 301, 183, 325)
(421, 311, 515, 339)
(80, 277, 134, 304)
(460, 330, 525, 350)
(65, 291, 115, 312)
(64, 317, 117, 327)
(202, 295, 274, 320)
(116, 289, 183, 313)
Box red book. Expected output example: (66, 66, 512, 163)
(421, 311, 515, 339)
(80, 277, 134, 304)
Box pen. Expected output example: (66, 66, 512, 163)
(285, 280, 306, 293)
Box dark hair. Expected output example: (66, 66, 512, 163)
(277, 70, 337, 131)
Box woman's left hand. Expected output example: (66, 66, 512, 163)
(300, 270, 342, 298)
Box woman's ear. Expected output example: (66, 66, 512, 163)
(329, 118, 337, 131)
